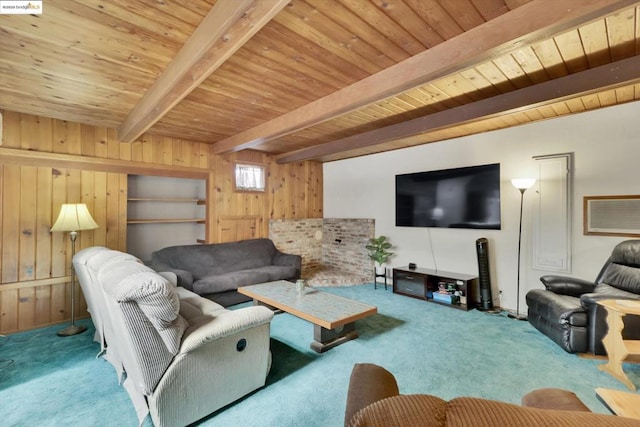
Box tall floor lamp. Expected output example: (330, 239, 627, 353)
(51, 203, 98, 336)
(509, 178, 536, 321)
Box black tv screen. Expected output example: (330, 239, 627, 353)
(396, 163, 501, 229)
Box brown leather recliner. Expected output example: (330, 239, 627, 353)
(526, 239, 640, 355)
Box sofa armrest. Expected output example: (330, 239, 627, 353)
(272, 252, 302, 279)
(179, 306, 274, 353)
(540, 275, 596, 297)
(151, 306, 273, 427)
(345, 363, 400, 427)
(152, 261, 194, 290)
(521, 388, 591, 412)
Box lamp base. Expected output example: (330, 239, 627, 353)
(57, 324, 87, 337)
(507, 313, 528, 321)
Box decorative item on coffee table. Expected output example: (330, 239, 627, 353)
(366, 235, 394, 290)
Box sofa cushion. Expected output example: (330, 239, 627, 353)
(152, 238, 279, 279)
(583, 283, 640, 301)
(87, 248, 141, 272)
(192, 266, 296, 294)
(204, 239, 276, 274)
(446, 396, 640, 427)
(600, 240, 640, 294)
(600, 264, 640, 294)
(100, 261, 187, 355)
(176, 287, 226, 321)
(349, 394, 448, 427)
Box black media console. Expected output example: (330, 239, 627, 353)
(392, 266, 479, 311)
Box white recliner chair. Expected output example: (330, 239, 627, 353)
(73, 247, 274, 427)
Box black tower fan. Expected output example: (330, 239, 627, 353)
(476, 238, 498, 312)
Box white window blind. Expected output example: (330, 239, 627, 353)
(235, 163, 265, 192)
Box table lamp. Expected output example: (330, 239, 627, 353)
(50, 203, 98, 336)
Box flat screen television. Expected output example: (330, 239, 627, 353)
(396, 163, 501, 229)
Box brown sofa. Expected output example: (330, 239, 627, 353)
(345, 363, 640, 427)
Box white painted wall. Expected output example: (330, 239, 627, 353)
(324, 101, 640, 312)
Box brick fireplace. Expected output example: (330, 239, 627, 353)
(269, 218, 375, 286)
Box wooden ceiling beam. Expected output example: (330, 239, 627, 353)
(276, 55, 640, 163)
(0, 147, 209, 178)
(117, 0, 289, 143)
(211, 0, 639, 155)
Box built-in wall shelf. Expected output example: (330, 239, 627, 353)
(128, 198, 205, 204)
(126, 197, 206, 224)
(127, 218, 205, 224)
(127, 175, 207, 260)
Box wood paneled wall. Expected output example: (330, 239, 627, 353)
(211, 150, 323, 242)
(0, 110, 322, 334)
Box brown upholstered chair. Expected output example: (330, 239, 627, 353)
(344, 363, 639, 427)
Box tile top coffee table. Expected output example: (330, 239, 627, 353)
(596, 299, 640, 390)
(238, 280, 377, 353)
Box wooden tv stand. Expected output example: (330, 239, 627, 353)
(392, 266, 478, 311)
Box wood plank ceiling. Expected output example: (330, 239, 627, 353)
(1, 0, 640, 163)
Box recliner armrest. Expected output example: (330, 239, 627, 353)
(179, 306, 274, 353)
(345, 363, 400, 427)
(521, 388, 591, 412)
(540, 275, 596, 297)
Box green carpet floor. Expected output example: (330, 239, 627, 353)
(2, 284, 639, 426)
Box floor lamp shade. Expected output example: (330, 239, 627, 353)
(511, 178, 536, 191)
(51, 203, 98, 336)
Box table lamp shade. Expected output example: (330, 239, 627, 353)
(51, 203, 98, 232)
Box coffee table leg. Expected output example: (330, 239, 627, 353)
(311, 322, 358, 353)
(598, 308, 635, 391)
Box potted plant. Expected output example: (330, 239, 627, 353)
(366, 235, 394, 275)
